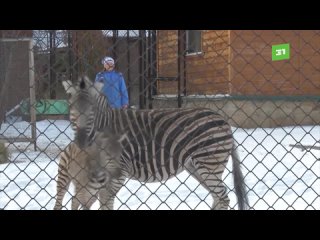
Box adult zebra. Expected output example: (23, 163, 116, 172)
(62, 76, 249, 210)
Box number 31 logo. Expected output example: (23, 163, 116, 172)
(276, 49, 286, 56)
(272, 43, 290, 61)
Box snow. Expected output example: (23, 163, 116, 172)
(153, 94, 230, 99)
(0, 120, 319, 210)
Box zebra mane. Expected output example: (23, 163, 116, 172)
(62, 75, 104, 98)
(78, 75, 104, 97)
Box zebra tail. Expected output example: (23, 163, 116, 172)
(231, 144, 249, 210)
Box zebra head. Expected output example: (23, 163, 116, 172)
(62, 76, 104, 148)
(86, 127, 126, 188)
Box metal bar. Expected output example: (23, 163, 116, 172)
(147, 30, 152, 109)
(67, 30, 73, 81)
(49, 30, 56, 99)
(151, 30, 157, 96)
(143, 31, 147, 108)
(0, 38, 33, 42)
(177, 30, 186, 108)
(289, 144, 320, 151)
(5, 100, 24, 117)
(139, 30, 146, 109)
(0, 137, 36, 143)
(147, 30, 157, 109)
(29, 39, 37, 151)
(112, 30, 118, 62)
(126, 30, 131, 103)
(228, 30, 232, 94)
(156, 77, 178, 81)
(139, 31, 143, 109)
(74, 31, 79, 80)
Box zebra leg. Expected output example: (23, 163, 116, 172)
(71, 184, 82, 210)
(54, 181, 71, 210)
(83, 196, 98, 210)
(53, 165, 71, 210)
(82, 189, 99, 210)
(99, 177, 125, 210)
(98, 188, 116, 210)
(72, 195, 98, 210)
(72, 185, 98, 210)
(71, 196, 81, 210)
(185, 161, 230, 210)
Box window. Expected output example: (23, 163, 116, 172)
(186, 30, 202, 54)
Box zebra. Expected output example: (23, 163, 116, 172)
(53, 127, 125, 210)
(62, 76, 249, 210)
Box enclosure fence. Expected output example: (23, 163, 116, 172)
(0, 30, 319, 210)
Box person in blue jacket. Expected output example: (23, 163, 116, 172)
(95, 56, 129, 109)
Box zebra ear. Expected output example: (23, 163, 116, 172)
(93, 81, 104, 93)
(82, 75, 93, 87)
(62, 80, 76, 96)
(88, 81, 104, 98)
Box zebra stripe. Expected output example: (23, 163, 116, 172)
(62, 76, 249, 210)
(54, 142, 98, 210)
(54, 128, 125, 210)
(112, 109, 232, 182)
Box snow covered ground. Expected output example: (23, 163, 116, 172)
(0, 119, 319, 210)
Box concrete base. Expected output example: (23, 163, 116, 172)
(152, 97, 320, 128)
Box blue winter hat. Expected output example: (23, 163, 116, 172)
(102, 56, 115, 65)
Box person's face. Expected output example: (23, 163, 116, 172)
(104, 62, 114, 71)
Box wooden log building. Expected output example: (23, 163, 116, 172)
(156, 30, 320, 96)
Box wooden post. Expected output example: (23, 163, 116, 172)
(29, 39, 37, 151)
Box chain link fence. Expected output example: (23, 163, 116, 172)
(0, 30, 319, 210)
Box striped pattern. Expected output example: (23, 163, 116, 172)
(54, 128, 124, 210)
(63, 76, 248, 210)
(110, 108, 233, 182)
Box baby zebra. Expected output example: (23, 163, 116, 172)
(53, 128, 125, 210)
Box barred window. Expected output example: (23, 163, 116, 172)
(186, 30, 202, 54)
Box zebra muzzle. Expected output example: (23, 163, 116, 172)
(89, 170, 107, 188)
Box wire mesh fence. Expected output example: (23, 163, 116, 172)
(0, 30, 319, 210)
